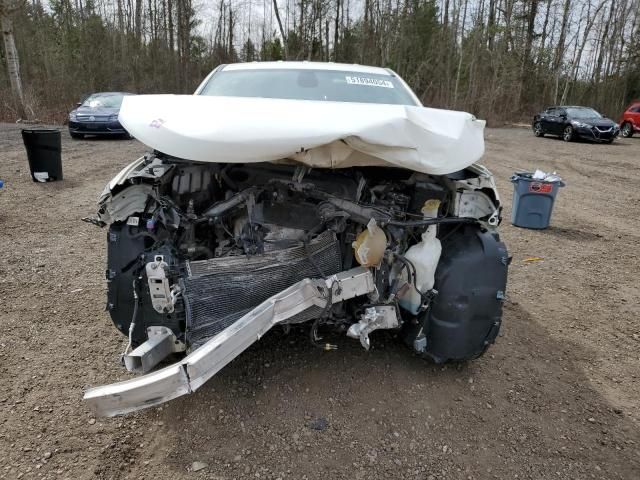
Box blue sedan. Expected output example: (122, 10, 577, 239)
(68, 92, 134, 139)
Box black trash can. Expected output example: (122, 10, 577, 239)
(21, 128, 63, 182)
(510, 172, 565, 229)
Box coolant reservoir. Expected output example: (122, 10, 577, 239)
(352, 218, 387, 267)
(398, 200, 442, 314)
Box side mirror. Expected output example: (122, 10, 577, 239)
(76, 102, 82, 107)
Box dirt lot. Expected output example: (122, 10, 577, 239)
(0, 124, 639, 480)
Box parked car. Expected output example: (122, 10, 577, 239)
(532, 106, 619, 143)
(68, 92, 134, 139)
(618, 101, 640, 138)
(82, 62, 509, 416)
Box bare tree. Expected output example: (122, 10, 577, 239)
(561, 0, 608, 104)
(0, 0, 26, 118)
(453, 0, 469, 108)
(273, 0, 289, 59)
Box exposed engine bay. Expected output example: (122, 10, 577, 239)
(84, 153, 508, 415)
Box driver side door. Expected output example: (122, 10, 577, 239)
(555, 108, 569, 135)
(545, 108, 566, 135)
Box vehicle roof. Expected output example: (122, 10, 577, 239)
(222, 61, 393, 76)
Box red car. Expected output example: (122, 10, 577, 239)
(619, 101, 640, 138)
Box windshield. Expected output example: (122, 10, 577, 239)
(566, 107, 602, 119)
(81, 93, 127, 109)
(198, 69, 419, 106)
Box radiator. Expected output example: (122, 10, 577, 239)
(182, 231, 342, 348)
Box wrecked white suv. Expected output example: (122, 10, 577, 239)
(83, 62, 508, 416)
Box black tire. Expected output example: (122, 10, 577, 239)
(122, 131, 133, 140)
(70, 132, 84, 140)
(621, 122, 634, 138)
(533, 121, 544, 137)
(563, 125, 574, 142)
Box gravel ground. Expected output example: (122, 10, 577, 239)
(0, 124, 639, 480)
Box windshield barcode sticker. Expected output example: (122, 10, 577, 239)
(345, 76, 394, 88)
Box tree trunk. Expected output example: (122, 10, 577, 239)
(522, 0, 539, 71)
(536, 0, 551, 68)
(453, 0, 469, 109)
(333, 0, 340, 61)
(299, 0, 305, 59)
(553, 0, 571, 72)
(443, 0, 450, 29)
(135, 0, 142, 41)
(553, 0, 571, 103)
(518, 0, 539, 108)
(1, 1, 27, 119)
(325, 18, 329, 61)
(228, 2, 233, 59)
(117, 0, 124, 30)
(168, 0, 174, 50)
(361, 0, 369, 63)
(272, 0, 289, 59)
(594, 0, 615, 84)
(486, 0, 495, 50)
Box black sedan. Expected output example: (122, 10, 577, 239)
(68, 92, 134, 139)
(532, 106, 619, 143)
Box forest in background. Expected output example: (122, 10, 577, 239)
(1, 0, 640, 124)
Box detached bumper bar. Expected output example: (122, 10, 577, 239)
(84, 267, 375, 416)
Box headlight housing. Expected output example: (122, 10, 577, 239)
(109, 114, 119, 121)
(69, 111, 77, 121)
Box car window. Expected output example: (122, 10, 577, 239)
(565, 107, 601, 119)
(198, 69, 419, 106)
(631, 106, 640, 113)
(82, 93, 127, 109)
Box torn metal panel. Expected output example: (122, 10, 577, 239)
(99, 156, 146, 201)
(455, 190, 500, 225)
(126, 157, 173, 181)
(99, 183, 155, 224)
(455, 163, 501, 202)
(83, 267, 375, 417)
(99, 156, 171, 202)
(447, 163, 502, 226)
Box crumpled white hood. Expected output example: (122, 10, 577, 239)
(119, 95, 485, 175)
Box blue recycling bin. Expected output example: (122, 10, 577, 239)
(510, 172, 565, 229)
